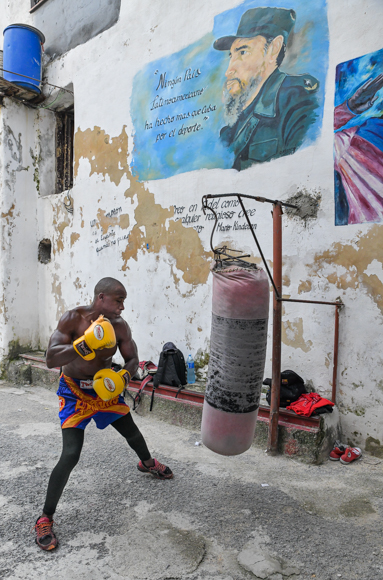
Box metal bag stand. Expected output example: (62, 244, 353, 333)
(202, 194, 343, 455)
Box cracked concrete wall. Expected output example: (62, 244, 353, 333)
(0, 0, 383, 449)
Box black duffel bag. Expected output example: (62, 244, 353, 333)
(263, 369, 307, 408)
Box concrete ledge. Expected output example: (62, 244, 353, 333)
(126, 384, 341, 464)
(8, 354, 341, 464)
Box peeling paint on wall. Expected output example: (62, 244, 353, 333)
(51, 274, 67, 320)
(96, 208, 130, 235)
(70, 232, 80, 245)
(298, 280, 312, 294)
(283, 274, 291, 287)
(282, 317, 313, 352)
(74, 126, 130, 186)
(122, 178, 211, 285)
(73, 277, 83, 290)
(74, 125, 212, 285)
(52, 203, 71, 253)
(311, 225, 383, 314)
(1, 203, 16, 222)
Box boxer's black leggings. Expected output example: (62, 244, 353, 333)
(43, 413, 151, 516)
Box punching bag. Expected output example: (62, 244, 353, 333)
(201, 264, 269, 455)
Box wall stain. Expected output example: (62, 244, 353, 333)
(74, 125, 130, 186)
(365, 436, 383, 458)
(282, 318, 313, 352)
(74, 126, 212, 286)
(4, 124, 29, 195)
(284, 189, 321, 225)
(30, 144, 42, 195)
(1, 203, 18, 253)
(302, 225, 383, 314)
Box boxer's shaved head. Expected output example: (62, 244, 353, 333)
(94, 277, 125, 297)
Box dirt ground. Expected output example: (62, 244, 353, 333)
(1, 381, 382, 580)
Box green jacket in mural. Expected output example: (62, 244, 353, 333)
(220, 68, 320, 171)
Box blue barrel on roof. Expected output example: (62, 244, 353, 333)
(3, 24, 45, 93)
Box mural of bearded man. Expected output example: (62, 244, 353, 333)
(214, 7, 320, 170)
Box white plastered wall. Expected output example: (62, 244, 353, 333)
(0, 98, 40, 356)
(0, 0, 383, 449)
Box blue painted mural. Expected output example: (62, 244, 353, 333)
(131, 0, 328, 181)
(334, 49, 383, 225)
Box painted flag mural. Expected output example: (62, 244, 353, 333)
(334, 49, 383, 225)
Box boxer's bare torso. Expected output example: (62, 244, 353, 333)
(46, 288, 138, 380)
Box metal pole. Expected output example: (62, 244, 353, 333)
(332, 305, 340, 404)
(267, 203, 283, 454)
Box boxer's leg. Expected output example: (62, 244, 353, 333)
(35, 428, 84, 550)
(111, 413, 173, 479)
(43, 427, 84, 516)
(111, 412, 151, 461)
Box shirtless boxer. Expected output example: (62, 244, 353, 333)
(34, 277, 172, 551)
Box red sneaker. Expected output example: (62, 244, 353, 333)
(340, 447, 362, 465)
(137, 458, 173, 479)
(329, 443, 346, 461)
(34, 516, 58, 551)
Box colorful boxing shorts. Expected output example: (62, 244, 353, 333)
(57, 374, 130, 430)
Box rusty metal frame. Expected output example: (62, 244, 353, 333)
(202, 193, 344, 455)
(127, 380, 321, 432)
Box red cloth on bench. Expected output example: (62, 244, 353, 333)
(286, 392, 334, 417)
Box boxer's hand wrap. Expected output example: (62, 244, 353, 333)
(73, 315, 116, 361)
(93, 368, 130, 401)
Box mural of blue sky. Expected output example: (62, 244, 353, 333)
(131, 0, 328, 181)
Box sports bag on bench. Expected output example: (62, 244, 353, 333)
(151, 342, 187, 411)
(263, 369, 307, 408)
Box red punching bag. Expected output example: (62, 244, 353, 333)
(201, 263, 269, 455)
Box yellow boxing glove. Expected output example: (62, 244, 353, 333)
(93, 368, 130, 401)
(73, 315, 116, 361)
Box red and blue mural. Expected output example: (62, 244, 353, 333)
(131, 0, 328, 181)
(334, 50, 383, 225)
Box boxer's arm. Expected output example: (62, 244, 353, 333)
(46, 311, 79, 368)
(118, 321, 139, 381)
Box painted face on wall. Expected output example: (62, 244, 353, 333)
(223, 35, 268, 126)
(225, 36, 268, 95)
